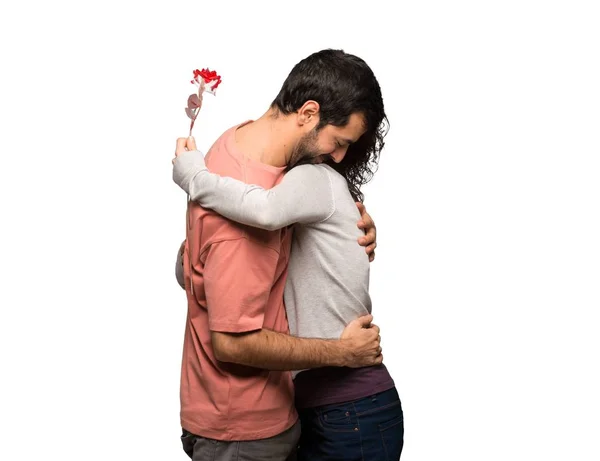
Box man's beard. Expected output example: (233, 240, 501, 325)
(286, 128, 321, 171)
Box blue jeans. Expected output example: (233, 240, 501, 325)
(297, 387, 404, 461)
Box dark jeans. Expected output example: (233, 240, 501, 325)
(297, 386, 403, 461)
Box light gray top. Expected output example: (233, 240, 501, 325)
(173, 150, 372, 344)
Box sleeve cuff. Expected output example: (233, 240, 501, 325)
(172, 149, 207, 194)
(209, 319, 264, 334)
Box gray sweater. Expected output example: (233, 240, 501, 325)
(173, 150, 372, 344)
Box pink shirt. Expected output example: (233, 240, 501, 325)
(180, 122, 297, 441)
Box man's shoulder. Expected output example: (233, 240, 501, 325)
(204, 139, 241, 177)
(204, 121, 263, 178)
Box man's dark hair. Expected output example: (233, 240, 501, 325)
(271, 48, 388, 202)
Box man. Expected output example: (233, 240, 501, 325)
(171, 50, 387, 460)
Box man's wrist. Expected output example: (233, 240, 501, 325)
(332, 339, 351, 367)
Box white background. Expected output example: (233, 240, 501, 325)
(1, 0, 599, 460)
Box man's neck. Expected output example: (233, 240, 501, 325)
(234, 108, 296, 168)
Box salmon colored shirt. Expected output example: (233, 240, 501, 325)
(180, 122, 297, 441)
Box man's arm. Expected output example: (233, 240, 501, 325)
(173, 148, 335, 231)
(211, 315, 381, 371)
(175, 240, 185, 289)
(203, 239, 382, 371)
(174, 234, 381, 368)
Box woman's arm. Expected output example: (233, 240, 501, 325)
(173, 150, 335, 230)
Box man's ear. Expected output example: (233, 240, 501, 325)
(297, 100, 320, 127)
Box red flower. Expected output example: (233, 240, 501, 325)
(191, 68, 222, 91)
(186, 66, 222, 136)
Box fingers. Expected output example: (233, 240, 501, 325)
(364, 225, 376, 243)
(372, 327, 381, 356)
(360, 211, 374, 230)
(174, 137, 197, 164)
(357, 210, 376, 248)
(355, 314, 374, 327)
(365, 323, 383, 365)
(367, 324, 381, 358)
(371, 344, 383, 365)
(366, 243, 376, 262)
(356, 203, 373, 230)
(356, 203, 369, 232)
(358, 233, 374, 246)
(186, 136, 197, 151)
(358, 232, 375, 247)
(365, 241, 377, 255)
(356, 202, 366, 216)
(175, 137, 187, 156)
(175, 137, 196, 156)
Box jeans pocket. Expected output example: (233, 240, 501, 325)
(378, 407, 404, 461)
(180, 429, 197, 459)
(318, 404, 359, 433)
(377, 401, 403, 431)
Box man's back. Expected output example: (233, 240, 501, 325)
(180, 121, 296, 441)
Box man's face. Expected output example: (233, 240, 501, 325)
(289, 112, 367, 167)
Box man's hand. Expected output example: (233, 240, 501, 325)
(356, 202, 377, 262)
(175, 240, 186, 290)
(172, 136, 198, 164)
(339, 314, 383, 368)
